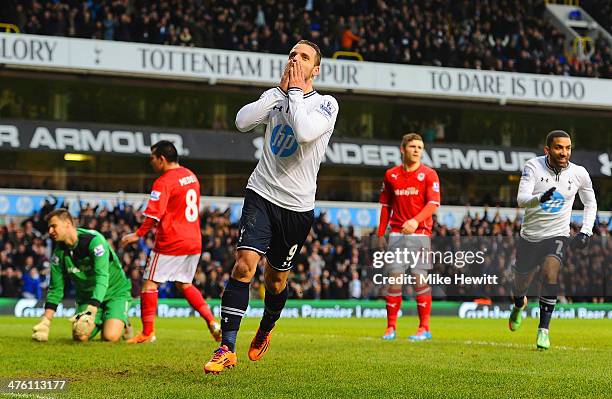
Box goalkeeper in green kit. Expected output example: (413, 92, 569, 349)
(32, 208, 132, 342)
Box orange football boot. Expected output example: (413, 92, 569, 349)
(204, 345, 237, 374)
(126, 330, 156, 344)
(248, 328, 272, 361)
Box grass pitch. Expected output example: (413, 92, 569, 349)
(0, 316, 610, 399)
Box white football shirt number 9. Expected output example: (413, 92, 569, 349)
(185, 189, 198, 222)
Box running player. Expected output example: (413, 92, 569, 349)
(377, 133, 441, 341)
(32, 208, 132, 342)
(204, 40, 339, 374)
(509, 130, 596, 349)
(120, 140, 220, 343)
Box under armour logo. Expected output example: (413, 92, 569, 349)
(272, 105, 283, 112)
(223, 317, 228, 323)
(599, 153, 612, 176)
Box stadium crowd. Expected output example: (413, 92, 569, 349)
(5, 0, 612, 78)
(0, 197, 610, 302)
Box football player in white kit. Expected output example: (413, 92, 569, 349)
(204, 40, 339, 374)
(509, 130, 597, 350)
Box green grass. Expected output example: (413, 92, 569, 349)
(0, 316, 610, 399)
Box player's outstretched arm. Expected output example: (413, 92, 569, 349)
(121, 217, 157, 247)
(121, 180, 165, 247)
(235, 87, 286, 132)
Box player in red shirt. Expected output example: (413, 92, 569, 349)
(120, 140, 220, 343)
(377, 133, 441, 341)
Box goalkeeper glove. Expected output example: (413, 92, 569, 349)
(71, 305, 98, 340)
(570, 232, 589, 250)
(539, 187, 556, 203)
(32, 316, 51, 342)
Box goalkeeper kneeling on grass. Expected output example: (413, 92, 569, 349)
(32, 208, 133, 343)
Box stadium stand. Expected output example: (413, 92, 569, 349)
(5, 0, 611, 78)
(582, 0, 612, 37)
(1, 200, 609, 302)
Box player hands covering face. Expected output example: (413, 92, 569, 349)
(206, 40, 339, 374)
(279, 42, 321, 92)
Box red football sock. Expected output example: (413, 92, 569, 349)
(385, 295, 402, 330)
(141, 289, 158, 336)
(183, 284, 214, 323)
(416, 288, 432, 331)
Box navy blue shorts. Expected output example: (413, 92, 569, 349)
(514, 236, 569, 274)
(237, 189, 314, 271)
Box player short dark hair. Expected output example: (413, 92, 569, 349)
(296, 40, 321, 66)
(151, 140, 179, 163)
(45, 208, 74, 224)
(401, 133, 424, 148)
(545, 130, 571, 148)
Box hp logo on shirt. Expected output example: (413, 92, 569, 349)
(540, 190, 565, 213)
(270, 124, 298, 157)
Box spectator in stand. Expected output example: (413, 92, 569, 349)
(1, 267, 22, 297)
(179, 26, 193, 46)
(341, 25, 360, 51)
(103, 12, 116, 41)
(349, 271, 362, 299)
(22, 267, 42, 299)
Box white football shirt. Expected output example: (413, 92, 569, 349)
(517, 155, 597, 242)
(235, 86, 339, 212)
